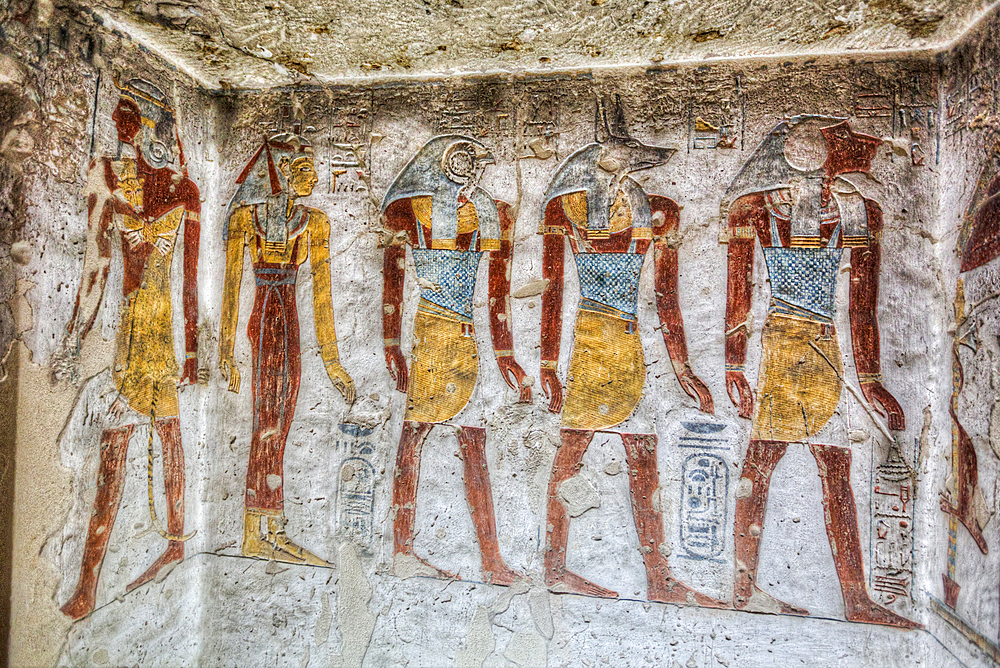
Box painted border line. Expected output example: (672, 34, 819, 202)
(931, 596, 1000, 664)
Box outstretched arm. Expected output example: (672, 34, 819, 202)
(650, 195, 713, 413)
(309, 211, 356, 405)
(723, 195, 762, 419)
(180, 182, 201, 385)
(539, 199, 566, 413)
(219, 207, 248, 393)
(849, 200, 904, 430)
(489, 202, 531, 402)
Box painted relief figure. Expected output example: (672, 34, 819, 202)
(539, 96, 721, 606)
(382, 135, 531, 584)
(722, 116, 917, 628)
(57, 80, 201, 620)
(220, 125, 356, 567)
(939, 149, 1000, 611)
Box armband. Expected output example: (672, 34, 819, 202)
(718, 227, 756, 244)
(725, 321, 748, 338)
(320, 341, 340, 365)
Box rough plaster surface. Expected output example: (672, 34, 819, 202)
(8, 0, 1000, 666)
(80, 0, 1000, 88)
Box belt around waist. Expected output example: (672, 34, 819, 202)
(254, 266, 298, 286)
(578, 297, 638, 323)
(416, 297, 474, 326)
(768, 299, 834, 324)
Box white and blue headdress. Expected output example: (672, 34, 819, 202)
(225, 131, 313, 246)
(115, 77, 177, 170)
(380, 135, 500, 243)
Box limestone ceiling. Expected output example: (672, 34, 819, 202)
(84, 0, 998, 89)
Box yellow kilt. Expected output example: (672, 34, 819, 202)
(751, 314, 842, 442)
(405, 300, 479, 423)
(113, 241, 180, 418)
(562, 307, 645, 431)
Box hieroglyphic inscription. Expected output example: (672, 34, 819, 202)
(640, 67, 688, 136)
(896, 72, 938, 165)
(326, 90, 373, 197)
(680, 454, 729, 560)
(688, 77, 744, 149)
(677, 422, 731, 562)
(519, 79, 563, 160)
(854, 93, 893, 120)
(641, 67, 743, 149)
(854, 70, 938, 164)
(435, 81, 514, 161)
(870, 439, 916, 605)
(944, 56, 973, 141)
(335, 423, 377, 546)
(687, 73, 742, 150)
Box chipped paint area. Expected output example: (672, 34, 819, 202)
(82, 0, 991, 88)
(9, 0, 1000, 666)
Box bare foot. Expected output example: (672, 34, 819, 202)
(126, 541, 184, 592)
(547, 569, 618, 598)
(737, 585, 809, 617)
(482, 562, 526, 587)
(648, 577, 729, 609)
(60, 588, 97, 621)
(845, 597, 921, 629)
(394, 551, 459, 580)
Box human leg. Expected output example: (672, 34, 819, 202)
(457, 426, 522, 585)
(126, 416, 185, 591)
(61, 425, 134, 620)
(810, 443, 920, 628)
(732, 438, 807, 615)
(622, 433, 726, 608)
(391, 420, 456, 578)
(545, 428, 616, 597)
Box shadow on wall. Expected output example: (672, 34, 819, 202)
(0, 77, 34, 661)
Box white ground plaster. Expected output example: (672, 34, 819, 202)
(8, 3, 1000, 666)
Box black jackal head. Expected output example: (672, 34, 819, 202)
(594, 94, 675, 175)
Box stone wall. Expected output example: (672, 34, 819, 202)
(923, 12, 1000, 661)
(8, 3, 1000, 666)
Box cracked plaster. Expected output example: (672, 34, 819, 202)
(8, 0, 1000, 667)
(77, 0, 1000, 89)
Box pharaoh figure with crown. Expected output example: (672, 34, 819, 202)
(58, 78, 202, 620)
